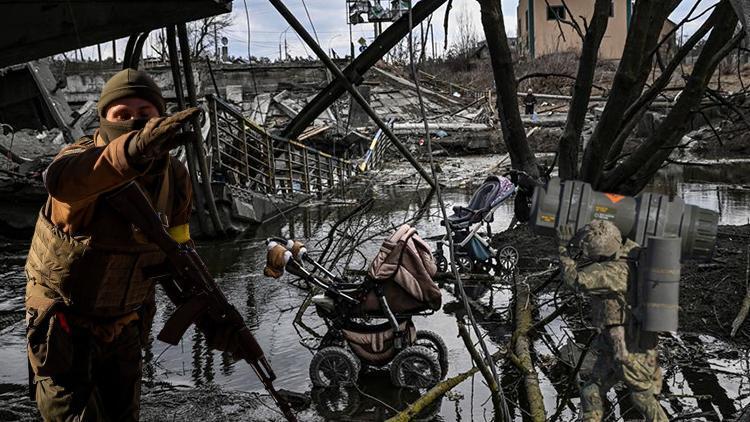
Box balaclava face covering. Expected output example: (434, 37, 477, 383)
(98, 118, 149, 144)
(97, 68, 166, 144)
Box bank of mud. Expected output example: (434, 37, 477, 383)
(0, 382, 311, 422)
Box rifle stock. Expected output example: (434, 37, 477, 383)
(107, 182, 297, 421)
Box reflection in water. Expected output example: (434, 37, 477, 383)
(191, 328, 204, 385)
(649, 164, 750, 225)
(673, 334, 737, 420)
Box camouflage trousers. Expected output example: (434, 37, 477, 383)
(31, 321, 143, 422)
(580, 334, 668, 422)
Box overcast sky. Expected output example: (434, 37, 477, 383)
(79, 1, 716, 62)
(218, 0, 717, 60)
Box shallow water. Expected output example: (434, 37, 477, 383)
(1, 164, 749, 420)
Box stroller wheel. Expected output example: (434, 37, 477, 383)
(390, 346, 441, 388)
(496, 246, 519, 272)
(415, 330, 449, 379)
(434, 252, 448, 273)
(456, 255, 474, 273)
(310, 347, 361, 387)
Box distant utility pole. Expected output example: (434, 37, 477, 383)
(420, 22, 425, 62)
(97, 44, 102, 62)
(431, 24, 435, 59)
(112, 39, 117, 63)
(214, 23, 219, 61)
(242, 0, 251, 61)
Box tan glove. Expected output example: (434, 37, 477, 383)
(290, 241, 307, 261)
(126, 107, 201, 165)
(264, 243, 291, 278)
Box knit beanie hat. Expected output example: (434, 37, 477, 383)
(97, 68, 166, 116)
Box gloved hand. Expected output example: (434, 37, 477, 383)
(264, 243, 291, 278)
(556, 224, 576, 251)
(290, 241, 307, 261)
(126, 107, 201, 165)
(559, 255, 577, 287)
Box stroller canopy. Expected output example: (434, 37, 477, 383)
(446, 175, 515, 225)
(368, 225, 442, 312)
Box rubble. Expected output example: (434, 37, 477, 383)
(0, 129, 61, 169)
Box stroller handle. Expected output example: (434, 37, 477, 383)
(266, 237, 309, 261)
(264, 238, 347, 285)
(263, 239, 359, 304)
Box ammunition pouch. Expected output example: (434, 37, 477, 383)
(26, 296, 72, 378)
(25, 210, 165, 318)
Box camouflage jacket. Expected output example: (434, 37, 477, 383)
(560, 239, 640, 328)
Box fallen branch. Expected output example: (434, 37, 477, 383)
(441, 282, 506, 320)
(458, 320, 503, 420)
(512, 277, 546, 421)
(385, 348, 505, 422)
(344, 268, 501, 283)
(548, 330, 596, 422)
(528, 298, 573, 335)
(730, 244, 750, 337)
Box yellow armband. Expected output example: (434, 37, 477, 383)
(168, 224, 191, 244)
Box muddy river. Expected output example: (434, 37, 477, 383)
(1, 161, 749, 421)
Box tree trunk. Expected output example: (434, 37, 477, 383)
(605, 12, 717, 165)
(580, 0, 673, 187)
(478, 0, 539, 178)
(603, 0, 739, 194)
(558, 0, 611, 180)
(512, 279, 546, 421)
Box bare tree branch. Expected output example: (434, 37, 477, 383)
(605, 7, 719, 163)
(557, 0, 611, 180)
(517, 72, 608, 92)
(580, 0, 675, 186)
(602, 1, 740, 194)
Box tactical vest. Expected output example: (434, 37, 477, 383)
(591, 240, 640, 328)
(25, 147, 175, 318)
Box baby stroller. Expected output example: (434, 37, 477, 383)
(433, 175, 519, 274)
(264, 225, 449, 389)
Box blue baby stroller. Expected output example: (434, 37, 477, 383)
(433, 175, 519, 274)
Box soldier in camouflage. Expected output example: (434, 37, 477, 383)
(557, 220, 668, 422)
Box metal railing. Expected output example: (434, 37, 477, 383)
(206, 94, 355, 198)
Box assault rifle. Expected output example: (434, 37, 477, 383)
(107, 181, 297, 422)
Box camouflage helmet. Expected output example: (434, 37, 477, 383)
(578, 220, 622, 259)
